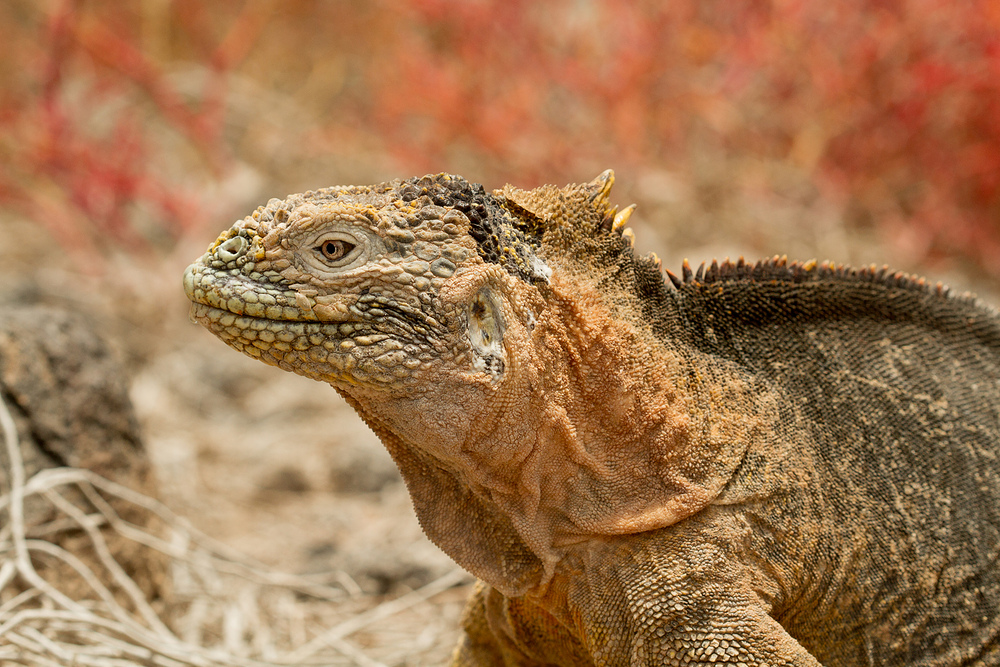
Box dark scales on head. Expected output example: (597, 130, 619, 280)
(399, 174, 551, 285)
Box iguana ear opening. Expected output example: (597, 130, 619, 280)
(467, 286, 506, 377)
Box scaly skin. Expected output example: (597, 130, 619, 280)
(185, 172, 1000, 666)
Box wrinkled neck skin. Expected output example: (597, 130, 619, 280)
(338, 264, 758, 598)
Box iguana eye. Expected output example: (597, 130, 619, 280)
(316, 239, 355, 264)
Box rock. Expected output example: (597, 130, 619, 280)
(0, 305, 167, 608)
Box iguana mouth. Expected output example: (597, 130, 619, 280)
(183, 264, 332, 323)
(188, 302, 370, 349)
(188, 302, 418, 387)
(186, 261, 444, 388)
(184, 264, 442, 337)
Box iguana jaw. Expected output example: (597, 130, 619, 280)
(330, 262, 543, 463)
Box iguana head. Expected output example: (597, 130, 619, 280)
(185, 172, 753, 595)
(184, 174, 541, 391)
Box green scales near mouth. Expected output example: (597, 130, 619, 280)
(185, 171, 1000, 667)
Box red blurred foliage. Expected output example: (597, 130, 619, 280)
(0, 0, 256, 268)
(1, 0, 998, 274)
(758, 0, 1000, 270)
(369, 0, 1000, 271)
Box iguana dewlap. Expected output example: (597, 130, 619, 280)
(184, 172, 1000, 666)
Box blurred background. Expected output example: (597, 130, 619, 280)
(3, 0, 999, 280)
(0, 0, 998, 661)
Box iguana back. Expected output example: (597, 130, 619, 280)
(661, 261, 1000, 663)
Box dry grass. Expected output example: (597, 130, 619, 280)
(0, 390, 472, 666)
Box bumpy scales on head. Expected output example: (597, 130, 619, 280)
(184, 173, 557, 390)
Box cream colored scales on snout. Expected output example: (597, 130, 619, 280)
(186, 171, 1000, 666)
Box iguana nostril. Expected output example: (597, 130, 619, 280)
(218, 235, 248, 262)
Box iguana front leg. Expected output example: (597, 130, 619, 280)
(451, 577, 821, 667)
(451, 511, 823, 667)
(611, 579, 822, 666)
(591, 526, 822, 667)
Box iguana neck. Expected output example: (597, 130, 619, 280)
(514, 270, 760, 537)
(340, 268, 761, 596)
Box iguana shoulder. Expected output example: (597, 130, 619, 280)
(185, 171, 1000, 666)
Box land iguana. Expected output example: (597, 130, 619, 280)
(183, 171, 1000, 666)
